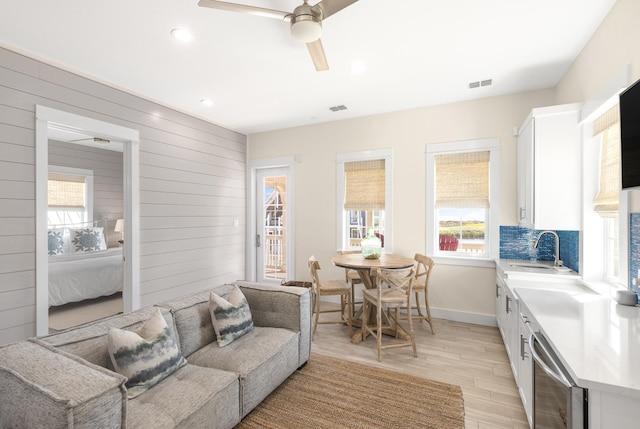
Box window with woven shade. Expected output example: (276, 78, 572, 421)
(337, 150, 391, 251)
(426, 138, 499, 258)
(592, 105, 620, 218)
(591, 104, 620, 280)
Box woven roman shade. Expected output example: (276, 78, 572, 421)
(344, 160, 385, 210)
(435, 151, 489, 208)
(592, 105, 620, 218)
(593, 104, 620, 217)
(48, 173, 86, 208)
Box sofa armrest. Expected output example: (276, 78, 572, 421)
(235, 281, 312, 366)
(0, 339, 127, 429)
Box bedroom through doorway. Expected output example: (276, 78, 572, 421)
(35, 106, 140, 336)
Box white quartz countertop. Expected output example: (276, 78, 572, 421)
(516, 287, 640, 398)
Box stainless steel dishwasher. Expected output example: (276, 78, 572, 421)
(529, 328, 588, 428)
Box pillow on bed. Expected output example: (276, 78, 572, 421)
(107, 308, 186, 398)
(209, 286, 254, 347)
(47, 229, 65, 255)
(69, 227, 107, 253)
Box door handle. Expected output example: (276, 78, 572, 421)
(256, 234, 261, 247)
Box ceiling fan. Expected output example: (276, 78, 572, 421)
(197, 0, 358, 71)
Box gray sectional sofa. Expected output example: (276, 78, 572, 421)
(0, 281, 312, 429)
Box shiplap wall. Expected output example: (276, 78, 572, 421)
(0, 47, 247, 345)
(49, 141, 124, 247)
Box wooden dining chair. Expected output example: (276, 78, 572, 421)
(339, 250, 363, 317)
(411, 253, 436, 334)
(361, 267, 417, 362)
(308, 256, 353, 339)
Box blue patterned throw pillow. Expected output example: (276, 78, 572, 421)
(70, 227, 106, 253)
(209, 286, 254, 347)
(47, 229, 65, 255)
(107, 308, 186, 398)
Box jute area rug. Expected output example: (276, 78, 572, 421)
(235, 354, 465, 429)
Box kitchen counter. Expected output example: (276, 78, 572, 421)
(516, 287, 640, 399)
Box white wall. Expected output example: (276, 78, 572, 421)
(0, 47, 246, 345)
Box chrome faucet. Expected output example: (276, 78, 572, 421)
(532, 230, 562, 267)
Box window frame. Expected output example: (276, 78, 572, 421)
(426, 138, 500, 264)
(336, 149, 393, 252)
(581, 92, 629, 291)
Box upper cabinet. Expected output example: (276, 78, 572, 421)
(517, 104, 581, 230)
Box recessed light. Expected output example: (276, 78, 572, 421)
(350, 60, 366, 75)
(171, 28, 192, 42)
(200, 98, 214, 106)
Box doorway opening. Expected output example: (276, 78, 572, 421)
(248, 158, 295, 283)
(35, 106, 140, 336)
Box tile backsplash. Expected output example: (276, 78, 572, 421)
(500, 226, 579, 273)
(629, 213, 640, 294)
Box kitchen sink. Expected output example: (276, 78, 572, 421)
(509, 262, 553, 270)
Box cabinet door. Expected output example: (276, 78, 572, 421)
(517, 117, 534, 227)
(532, 110, 581, 230)
(518, 315, 533, 427)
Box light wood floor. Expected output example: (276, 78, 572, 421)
(310, 306, 529, 429)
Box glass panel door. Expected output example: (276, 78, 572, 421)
(256, 168, 288, 283)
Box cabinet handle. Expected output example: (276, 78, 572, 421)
(496, 283, 501, 298)
(520, 334, 529, 360)
(506, 296, 512, 313)
(519, 207, 526, 220)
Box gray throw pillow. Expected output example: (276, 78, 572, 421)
(209, 286, 254, 347)
(107, 308, 186, 398)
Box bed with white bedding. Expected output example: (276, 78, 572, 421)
(47, 222, 123, 307)
(48, 248, 123, 307)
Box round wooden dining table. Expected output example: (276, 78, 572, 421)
(331, 253, 415, 289)
(331, 253, 415, 343)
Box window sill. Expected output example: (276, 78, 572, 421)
(430, 254, 496, 268)
(580, 278, 625, 297)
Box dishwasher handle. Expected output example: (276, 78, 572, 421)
(529, 332, 573, 389)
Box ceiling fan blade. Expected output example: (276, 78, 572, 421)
(197, 0, 289, 20)
(312, 0, 358, 20)
(307, 39, 329, 71)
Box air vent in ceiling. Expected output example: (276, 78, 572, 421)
(329, 105, 347, 112)
(469, 79, 493, 89)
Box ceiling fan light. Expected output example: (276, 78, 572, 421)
(290, 14, 322, 43)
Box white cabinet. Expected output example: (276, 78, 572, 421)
(496, 273, 519, 380)
(517, 104, 581, 230)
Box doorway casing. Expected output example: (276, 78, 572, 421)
(35, 105, 140, 336)
(247, 156, 295, 283)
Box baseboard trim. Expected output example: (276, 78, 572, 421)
(429, 307, 497, 327)
(321, 297, 497, 328)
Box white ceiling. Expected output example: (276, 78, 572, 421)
(0, 0, 618, 135)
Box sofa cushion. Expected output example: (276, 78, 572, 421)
(187, 326, 299, 417)
(128, 364, 240, 429)
(40, 307, 180, 371)
(157, 285, 235, 358)
(209, 286, 254, 347)
(108, 308, 187, 398)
